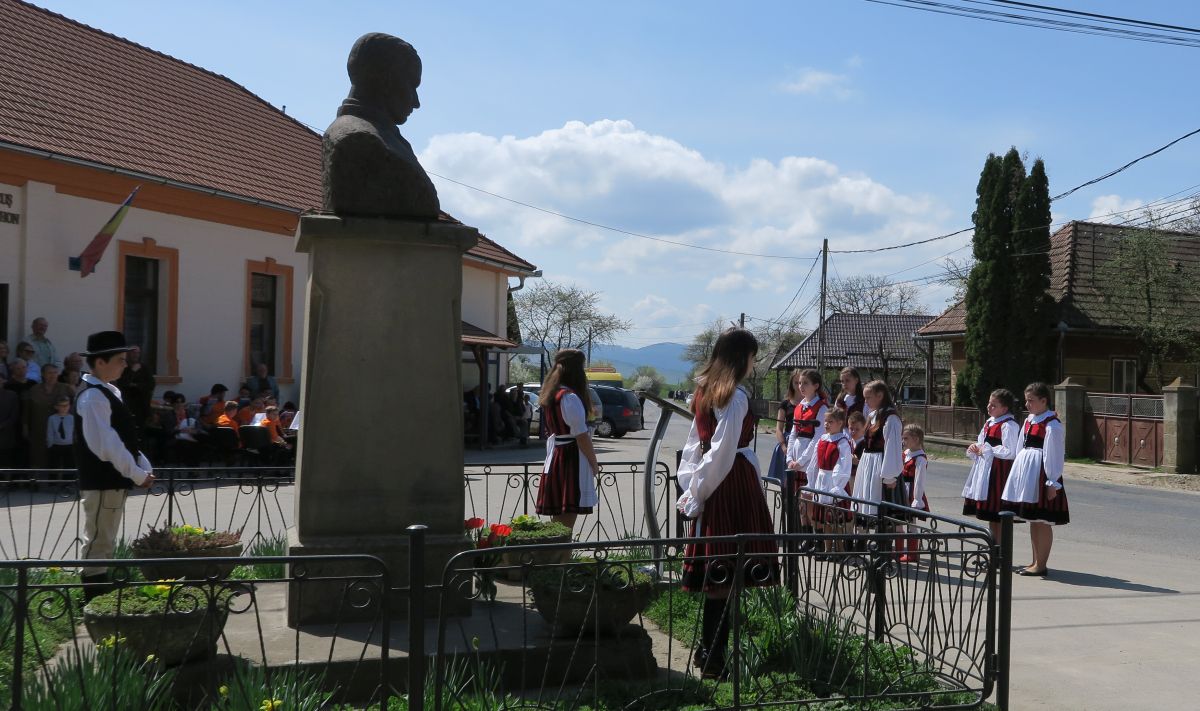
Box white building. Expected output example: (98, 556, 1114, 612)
(0, 0, 536, 401)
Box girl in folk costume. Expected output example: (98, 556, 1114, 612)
(962, 388, 1020, 544)
(897, 424, 930, 563)
(851, 381, 904, 519)
(676, 328, 779, 678)
(835, 367, 867, 418)
(767, 370, 803, 484)
(1002, 382, 1069, 577)
(812, 408, 854, 546)
(535, 349, 600, 532)
(785, 369, 829, 536)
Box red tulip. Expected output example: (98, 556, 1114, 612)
(464, 517, 485, 530)
(490, 524, 513, 537)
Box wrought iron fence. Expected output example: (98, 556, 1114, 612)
(463, 460, 674, 542)
(0, 468, 294, 560)
(0, 520, 1010, 710)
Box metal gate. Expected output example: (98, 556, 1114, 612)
(1085, 393, 1164, 467)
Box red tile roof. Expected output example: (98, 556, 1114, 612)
(918, 220, 1200, 337)
(0, 0, 537, 274)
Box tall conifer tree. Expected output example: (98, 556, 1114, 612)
(1008, 158, 1054, 389)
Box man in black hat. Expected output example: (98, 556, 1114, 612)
(75, 331, 155, 600)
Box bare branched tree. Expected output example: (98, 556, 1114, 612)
(936, 256, 974, 305)
(513, 281, 632, 361)
(828, 274, 923, 315)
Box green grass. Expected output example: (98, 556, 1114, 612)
(229, 533, 288, 580)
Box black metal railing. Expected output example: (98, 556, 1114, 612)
(0, 468, 294, 560)
(463, 460, 674, 542)
(0, 521, 1009, 710)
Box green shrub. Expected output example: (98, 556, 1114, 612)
(85, 582, 235, 616)
(19, 643, 176, 710)
(505, 518, 571, 545)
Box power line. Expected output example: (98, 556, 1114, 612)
(982, 0, 1200, 35)
(769, 252, 821, 326)
(427, 171, 818, 261)
(864, 0, 1200, 48)
(1051, 127, 1200, 200)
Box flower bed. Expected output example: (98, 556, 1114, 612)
(131, 525, 244, 580)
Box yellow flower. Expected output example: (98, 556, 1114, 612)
(259, 699, 283, 711)
(99, 634, 126, 648)
(145, 654, 156, 663)
(218, 685, 229, 697)
(47, 566, 61, 574)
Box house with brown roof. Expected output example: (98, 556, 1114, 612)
(917, 220, 1200, 399)
(773, 312, 944, 402)
(0, 0, 537, 399)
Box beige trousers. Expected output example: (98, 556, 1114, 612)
(80, 489, 128, 576)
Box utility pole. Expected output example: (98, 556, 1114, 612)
(817, 238, 828, 373)
(586, 326, 593, 362)
(739, 312, 745, 329)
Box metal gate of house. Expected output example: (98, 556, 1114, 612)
(1085, 393, 1164, 468)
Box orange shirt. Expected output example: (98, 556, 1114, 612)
(260, 417, 284, 443)
(216, 414, 240, 432)
(237, 407, 260, 426)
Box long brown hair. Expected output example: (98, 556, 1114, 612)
(785, 368, 803, 402)
(835, 367, 864, 407)
(865, 380, 896, 436)
(693, 328, 758, 412)
(539, 349, 589, 408)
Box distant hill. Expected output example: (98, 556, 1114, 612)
(590, 342, 689, 382)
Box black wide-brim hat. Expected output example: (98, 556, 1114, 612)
(81, 331, 136, 357)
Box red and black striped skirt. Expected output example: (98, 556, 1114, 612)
(1002, 467, 1070, 526)
(962, 458, 1014, 522)
(681, 457, 780, 592)
(536, 441, 593, 515)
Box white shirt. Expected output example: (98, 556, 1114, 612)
(786, 395, 828, 474)
(677, 387, 760, 517)
(816, 432, 854, 494)
(22, 358, 42, 383)
(875, 410, 904, 482)
(76, 374, 151, 485)
(1019, 410, 1065, 488)
(46, 413, 74, 446)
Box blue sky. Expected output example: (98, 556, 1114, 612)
(32, 0, 1200, 347)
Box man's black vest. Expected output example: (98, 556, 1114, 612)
(74, 382, 140, 490)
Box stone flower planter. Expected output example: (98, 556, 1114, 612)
(84, 587, 232, 665)
(133, 542, 244, 581)
(529, 562, 656, 637)
(499, 535, 572, 581)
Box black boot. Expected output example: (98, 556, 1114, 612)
(698, 597, 729, 679)
(81, 572, 110, 604)
(693, 596, 720, 670)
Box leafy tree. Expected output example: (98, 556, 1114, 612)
(1096, 216, 1200, 391)
(507, 355, 540, 385)
(513, 281, 632, 361)
(827, 274, 922, 316)
(1007, 157, 1055, 390)
(682, 322, 725, 375)
(958, 152, 1017, 408)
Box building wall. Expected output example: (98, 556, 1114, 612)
(460, 264, 512, 394)
(942, 334, 1196, 402)
(1, 178, 305, 403)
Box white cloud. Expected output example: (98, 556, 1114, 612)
(780, 68, 852, 99)
(419, 119, 953, 345)
(1089, 194, 1145, 223)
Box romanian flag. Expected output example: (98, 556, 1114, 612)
(69, 186, 140, 277)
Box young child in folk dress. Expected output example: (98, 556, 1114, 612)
(786, 369, 829, 539)
(812, 408, 854, 549)
(535, 349, 600, 533)
(767, 370, 802, 484)
(963, 389, 1020, 544)
(1002, 383, 1069, 577)
(676, 328, 779, 679)
(851, 381, 904, 521)
(835, 367, 866, 418)
(898, 424, 929, 563)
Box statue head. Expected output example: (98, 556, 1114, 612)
(346, 33, 423, 125)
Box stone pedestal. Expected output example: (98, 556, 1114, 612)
(287, 215, 477, 626)
(1054, 378, 1087, 459)
(1162, 379, 1197, 475)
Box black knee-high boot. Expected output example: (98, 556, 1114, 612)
(698, 597, 729, 678)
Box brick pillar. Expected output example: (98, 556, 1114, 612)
(1163, 378, 1197, 474)
(1054, 378, 1087, 459)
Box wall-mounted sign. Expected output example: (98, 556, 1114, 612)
(0, 192, 19, 224)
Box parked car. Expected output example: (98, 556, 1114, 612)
(591, 385, 643, 438)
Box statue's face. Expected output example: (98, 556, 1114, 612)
(386, 62, 422, 125)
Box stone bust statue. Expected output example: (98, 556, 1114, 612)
(322, 33, 440, 219)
